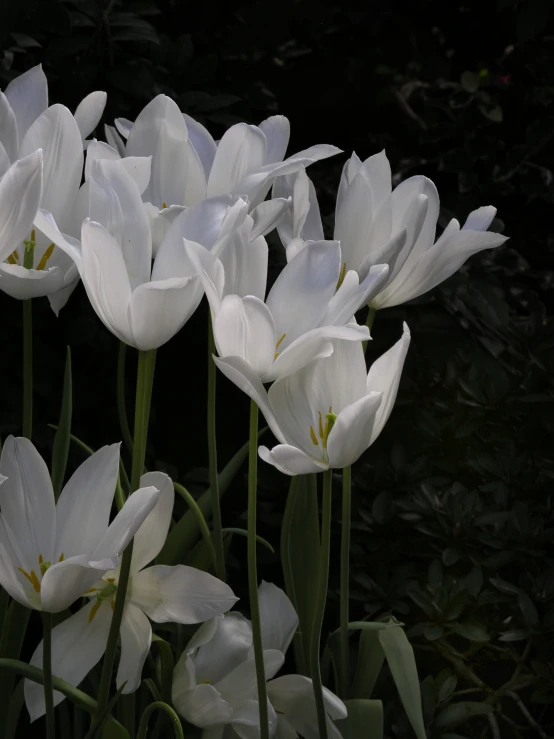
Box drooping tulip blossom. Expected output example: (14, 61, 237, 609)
(0, 151, 43, 262)
(0, 437, 159, 614)
(172, 581, 346, 738)
(24, 472, 237, 721)
(0, 65, 106, 311)
(107, 94, 340, 213)
(35, 158, 251, 350)
(215, 326, 410, 475)
(275, 152, 508, 309)
(186, 237, 389, 382)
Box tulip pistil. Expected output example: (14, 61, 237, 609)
(311, 407, 337, 449)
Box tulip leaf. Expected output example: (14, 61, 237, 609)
(222, 527, 275, 553)
(152, 635, 174, 704)
(335, 699, 384, 739)
(158, 428, 267, 565)
(51, 346, 72, 499)
(352, 629, 386, 699)
(0, 658, 129, 738)
(4, 678, 24, 739)
(0, 603, 30, 734)
(137, 701, 184, 739)
(281, 473, 320, 677)
(378, 624, 427, 739)
(82, 681, 128, 739)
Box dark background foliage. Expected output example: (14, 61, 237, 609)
(0, 0, 553, 736)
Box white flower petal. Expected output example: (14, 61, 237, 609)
(219, 227, 268, 300)
(116, 601, 152, 693)
(4, 64, 48, 143)
(463, 205, 497, 231)
(184, 238, 225, 313)
(258, 444, 324, 476)
(232, 700, 279, 738)
(183, 114, 217, 178)
(208, 123, 267, 197)
(193, 612, 253, 685)
(24, 600, 111, 721)
(147, 203, 185, 257)
(104, 124, 125, 155)
(0, 263, 64, 300)
(131, 471, 174, 572)
(130, 564, 238, 623)
(74, 91, 107, 140)
(325, 264, 389, 326)
(0, 151, 43, 262)
(173, 682, 232, 727)
(33, 209, 82, 269)
(327, 392, 383, 468)
(84, 139, 121, 180)
(217, 650, 285, 704)
(54, 443, 121, 561)
(0, 514, 30, 606)
(259, 581, 298, 654)
(40, 554, 115, 613)
(115, 117, 133, 138)
(0, 142, 10, 177)
(0, 91, 19, 161)
(258, 115, 290, 164)
(119, 156, 152, 195)
(250, 197, 291, 240)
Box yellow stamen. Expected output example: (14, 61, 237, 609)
(310, 425, 319, 446)
(202, 679, 211, 685)
(83, 588, 97, 594)
(18, 568, 41, 593)
(58, 553, 65, 562)
(36, 243, 55, 271)
(38, 554, 44, 564)
(106, 577, 115, 583)
(336, 262, 347, 290)
(275, 333, 286, 350)
(7, 251, 18, 265)
(162, 202, 168, 209)
(31, 229, 36, 242)
(89, 601, 102, 622)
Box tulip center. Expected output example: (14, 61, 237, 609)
(309, 407, 337, 451)
(18, 552, 65, 594)
(5, 232, 55, 271)
(86, 576, 118, 622)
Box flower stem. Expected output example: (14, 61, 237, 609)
(117, 342, 134, 457)
(338, 466, 352, 698)
(207, 317, 225, 581)
(95, 348, 157, 728)
(310, 469, 333, 739)
(42, 612, 55, 739)
(22, 299, 33, 439)
(363, 306, 377, 355)
(248, 400, 269, 739)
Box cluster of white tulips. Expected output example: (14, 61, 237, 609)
(0, 64, 507, 739)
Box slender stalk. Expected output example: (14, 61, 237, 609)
(247, 400, 269, 739)
(363, 305, 377, 355)
(338, 466, 352, 698)
(95, 349, 157, 729)
(207, 318, 225, 580)
(136, 702, 184, 739)
(117, 342, 134, 456)
(310, 469, 333, 739)
(42, 612, 55, 739)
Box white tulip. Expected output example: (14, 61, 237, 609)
(276, 152, 508, 309)
(35, 158, 251, 350)
(0, 437, 159, 614)
(186, 237, 389, 383)
(24, 472, 238, 721)
(0, 151, 43, 263)
(214, 326, 410, 475)
(0, 65, 106, 312)
(173, 582, 346, 739)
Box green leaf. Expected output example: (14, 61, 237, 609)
(281, 474, 320, 676)
(450, 622, 490, 642)
(51, 347, 72, 498)
(222, 527, 275, 553)
(152, 635, 174, 704)
(378, 625, 427, 739)
(158, 430, 267, 565)
(335, 699, 384, 739)
(461, 71, 480, 93)
(352, 630, 386, 699)
(434, 702, 492, 731)
(438, 675, 458, 703)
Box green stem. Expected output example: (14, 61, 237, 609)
(248, 400, 269, 739)
(363, 306, 377, 355)
(207, 318, 226, 581)
(22, 299, 33, 439)
(42, 612, 55, 739)
(310, 469, 333, 739)
(117, 342, 134, 456)
(338, 466, 352, 698)
(137, 702, 184, 739)
(95, 349, 157, 730)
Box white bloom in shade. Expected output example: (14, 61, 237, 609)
(35, 158, 250, 350)
(24, 471, 238, 721)
(215, 325, 410, 475)
(0, 437, 160, 615)
(276, 152, 508, 309)
(0, 65, 106, 312)
(0, 151, 43, 262)
(186, 237, 389, 383)
(172, 581, 346, 739)
(111, 94, 340, 211)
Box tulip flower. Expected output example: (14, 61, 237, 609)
(35, 158, 251, 350)
(0, 437, 160, 614)
(173, 581, 346, 738)
(186, 237, 389, 382)
(24, 472, 238, 721)
(215, 325, 410, 475)
(108, 95, 340, 213)
(0, 151, 43, 262)
(275, 152, 508, 309)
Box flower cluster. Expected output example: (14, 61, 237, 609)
(0, 64, 507, 739)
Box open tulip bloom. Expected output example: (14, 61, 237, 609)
(214, 326, 410, 475)
(173, 581, 346, 738)
(0, 65, 106, 311)
(275, 151, 508, 309)
(0, 437, 160, 614)
(24, 470, 238, 721)
(186, 236, 389, 382)
(0, 151, 43, 264)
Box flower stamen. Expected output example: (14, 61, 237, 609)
(88, 601, 102, 622)
(36, 243, 55, 271)
(310, 425, 319, 446)
(274, 333, 287, 360)
(18, 568, 41, 593)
